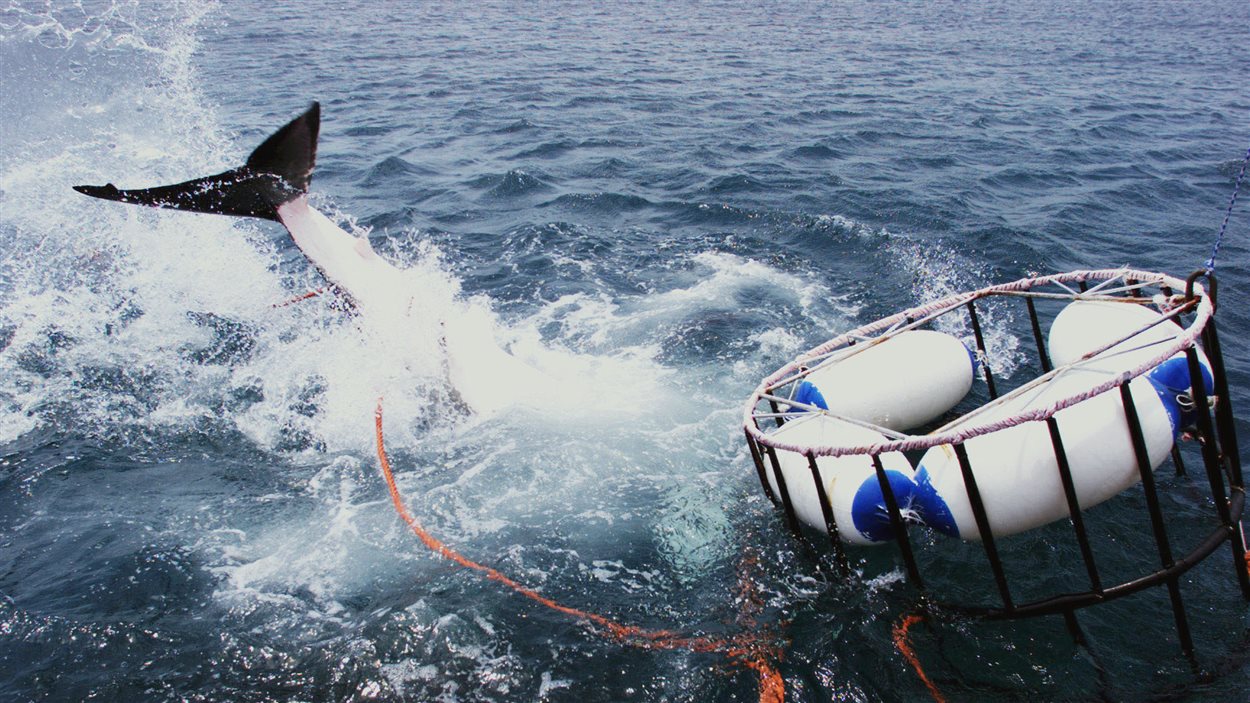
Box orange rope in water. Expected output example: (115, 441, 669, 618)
(893, 613, 946, 703)
(1241, 521, 1249, 577)
(271, 288, 326, 308)
(373, 398, 784, 702)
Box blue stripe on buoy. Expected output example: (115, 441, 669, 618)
(793, 380, 828, 411)
(911, 465, 959, 537)
(1146, 356, 1214, 438)
(850, 469, 918, 542)
(964, 340, 980, 377)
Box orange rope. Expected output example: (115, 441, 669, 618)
(272, 288, 326, 308)
(893, 613, 946, 703)
(1241, 521, 1249, 577)
(374, 398, 784, 702)
(732, 551, 786, 703)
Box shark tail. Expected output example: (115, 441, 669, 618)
(73, 102, 320, 222)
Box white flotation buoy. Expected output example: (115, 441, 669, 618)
(1050, 299, 1213, 432)
(801, 330, 976, 431)
(911, 300, 1213, 541)
(1049, 299, 1203, 370)
(910, 371, 1172, 540)
(762, 414, 916, 545)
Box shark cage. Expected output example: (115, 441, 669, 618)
(742, 268, 1249, 656)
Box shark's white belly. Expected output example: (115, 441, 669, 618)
(277, 199, 411, 316)
(276, 198, 552, 415)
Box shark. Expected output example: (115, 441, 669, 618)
(74, 103, 551, 415)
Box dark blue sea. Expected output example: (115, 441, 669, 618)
(3, 1, 1249, 701)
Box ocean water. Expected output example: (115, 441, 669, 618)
(2, 1, 1249, 701)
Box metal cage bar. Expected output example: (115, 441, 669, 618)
(966, 300, 999, 400)
(953, 442, 1014, 611)
(1171, 445, 1188, 478)
(1027, 297, 1053, 374)
(807, 452, 850, 574)
(873, 453, 924, 588)
(1046, 416, 1103, 595)
(1119, 382, 1195, 654)
(1203, 316, 1244, 487)
(764, 444, 801, 536)
(1185, 340, 1250, 599)
(744, 428, 777, 504)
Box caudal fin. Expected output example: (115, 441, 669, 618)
(73, 103, 320, 222)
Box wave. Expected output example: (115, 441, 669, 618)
(471, 168, 555, 198)
(703, 173, 768, 195)
(510, 139, 577, 160)
(543, 191, 653, 214)
(357, 155, 439, 187)
(790, 144, 842, 160)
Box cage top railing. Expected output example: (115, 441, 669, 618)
(743, 268, 1213, 458)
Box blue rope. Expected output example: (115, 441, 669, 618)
(1206, 142, 1250, 273)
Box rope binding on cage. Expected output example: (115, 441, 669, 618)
(373, 397, 786, 703)
(745, 270, 1215, 462)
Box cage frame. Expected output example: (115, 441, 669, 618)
(742, 268, 1249, 652)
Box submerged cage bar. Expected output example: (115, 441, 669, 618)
(744, 429, 776, 503)
(873, 452, 924, 588)
(743, 268, 1247, 652)
(1046, 415, 1103, 594)
(764, 442, 802, 536)
(1119, 380, 1196, 655)
(806, 451, 850, 573)
(954, 441, 1014, 611)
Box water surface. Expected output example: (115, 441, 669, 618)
(2, 1, 1249, 700)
